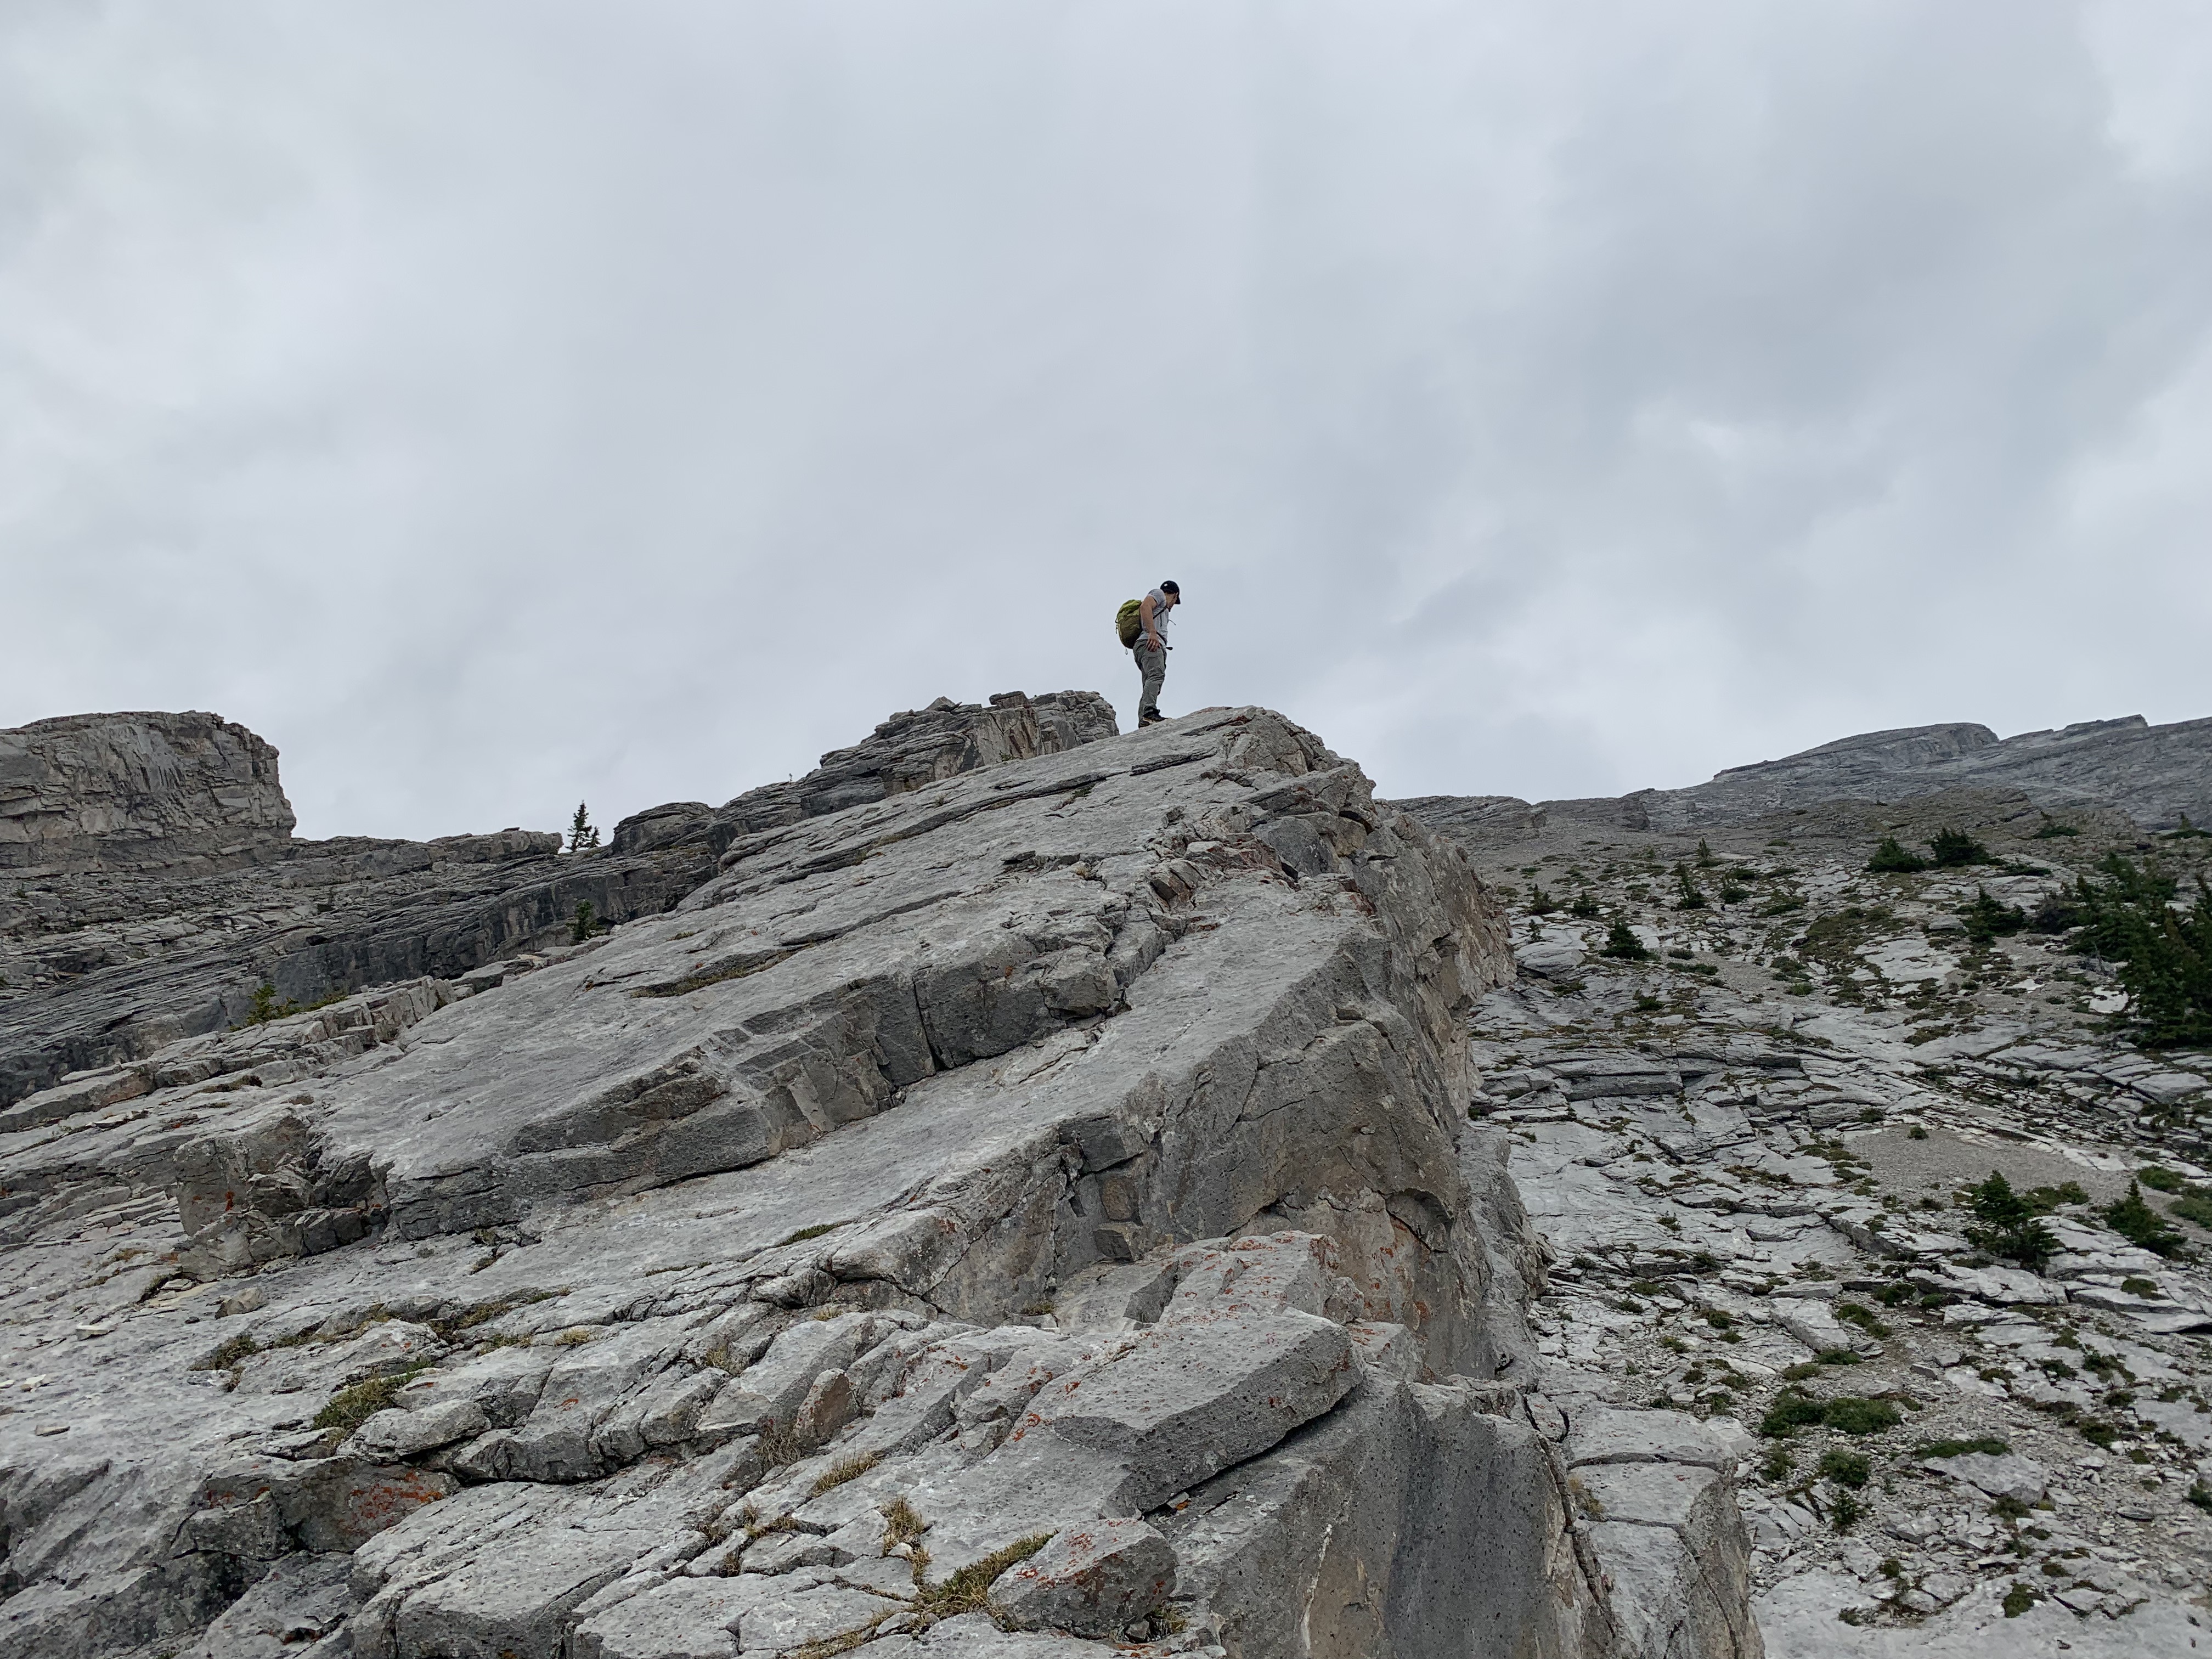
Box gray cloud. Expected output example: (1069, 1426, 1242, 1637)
(2, 0, 2207, 839)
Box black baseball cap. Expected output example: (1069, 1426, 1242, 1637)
(1160, 580, 1180, 595)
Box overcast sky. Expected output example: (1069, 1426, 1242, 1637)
(3, 2, 2208, 842)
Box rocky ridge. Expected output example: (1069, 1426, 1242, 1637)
(1403, 712, 2212, 839)
(0, 701, 1760, 1659)
(0, 693, 1116, 1108)
(1399, 774, 2212, 1656)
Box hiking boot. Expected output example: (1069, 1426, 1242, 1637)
(1138, 709, 1165, 726)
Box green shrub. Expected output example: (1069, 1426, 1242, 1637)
(1822, 1397, 1903, 1435)
(2002, 1583, 2038, 1618)
(2032, 817, 2080, 839)
(1962, 887, 2028, 943)
(1527, 885, 1559, 915)
(1830, 1491, 1864, 1531)
(1673, 865, 1709, 911)
(2170, 1190, 2212, 1229)
(1835, 1303, 1890, 1339)
(1959, 1171, 2058, 1269)
(2028, 893, 2086, 934)
(1718, 881, 1751, 905)
(2187, 1482, 2212, 1514)
(2103, 1181, 2183, 1257)
(1600, 919, 1652, 961)
(1758, 1390, 1829, 1437)
(2069, 854, 2212, 1047)
(1695, 838, 1717, 867)
(1916, 1436, 2008, 1458)
(1929, 827, 1994, 868)
(1867, 837, 1928, 874)
(1568, 891, 1602, 919)
(2139, 1166, 2188, 1193)
(1817, 1448, 1871, 1488)
(571, 900, 599, 944)
(1758, 894, 1805, 916)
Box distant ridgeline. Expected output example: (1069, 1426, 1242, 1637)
(1395, 714, 2212, 842)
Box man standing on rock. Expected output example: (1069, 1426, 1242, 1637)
(1134, 580, 1180, 727)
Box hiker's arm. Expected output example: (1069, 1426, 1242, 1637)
(1141, 594, 1160, 648)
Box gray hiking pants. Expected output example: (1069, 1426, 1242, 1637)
(1133, 641, 1166, 718)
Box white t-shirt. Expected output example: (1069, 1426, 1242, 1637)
(1143, 588, 1175, 642)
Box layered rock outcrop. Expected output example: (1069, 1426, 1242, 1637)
(0, 711, 294, 873)
(0, 700, 1756, 1659)
(0, 693, 1118, 1108)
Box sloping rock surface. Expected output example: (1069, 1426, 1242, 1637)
(0, 702, 1756, 1658)
(1409, 763, 2212, 1655)
(0, 693, 1115, 1108)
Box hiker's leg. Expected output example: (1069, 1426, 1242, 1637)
(1136, 644, 1166, 718)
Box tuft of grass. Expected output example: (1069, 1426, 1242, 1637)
(881, 1497, 929, 1551)
(2002, 1583, 2038, 1618)
(780, 1222, 840, 1246)
(191, 1332, 262, 1372)
(913, 1532, 1054, 1620)
(758, 1420, 808, 1468)
(809, 1451, 882, 1497)
(313, 1364, 430, 1433)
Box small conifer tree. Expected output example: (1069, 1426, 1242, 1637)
(1866, 837, 1927, 874)
(1961, 887, 2027, 944)
(1600, 918, 1652, 961)
(572, 900, 599, 944)
(1695, 838, 1717, 868)
(1928, 826, 1992, 868)
(1673, 864, 1709, 911)
(567, 802, 601, 853)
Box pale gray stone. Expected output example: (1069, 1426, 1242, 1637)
(987, 1516, 1177, 1637)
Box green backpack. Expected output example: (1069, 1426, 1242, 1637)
(1114, 598, 1144, 648)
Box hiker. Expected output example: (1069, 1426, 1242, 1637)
(1114, 580, 1181, 727)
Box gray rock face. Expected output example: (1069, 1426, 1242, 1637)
(0, 692, 1118, 1108)
(1401, 710, 2212, 835)
(0, 710, 294, 872)
(2, 698, 1771, 1659)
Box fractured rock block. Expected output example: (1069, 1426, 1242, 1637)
(1018, 1311, 1358, 1511)
(989, 1516, 1177, 1638)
